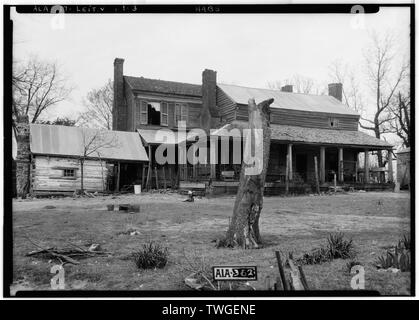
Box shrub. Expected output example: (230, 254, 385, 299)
(297, 233, 355, 265)
(133, 242, 168, 269)
(297, 247, 331, 265)
(327, 232, 355, 259)
(376, 235, 411, 272)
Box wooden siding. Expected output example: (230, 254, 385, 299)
(236, 104, 359, 131)
(32, 156, 107, 192)
(216, 88, 237, 123)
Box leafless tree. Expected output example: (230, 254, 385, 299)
(12, 56, 73, 131)
(267, 74, 323, 94)
(79, 129, 119, 193)
(362, 32, 409, 166)
(77, 79, 113, 130)
(388, 91, 411, 148)
(329, 60, 365, 114)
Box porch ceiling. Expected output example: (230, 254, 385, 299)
(211, 121, 393, 150)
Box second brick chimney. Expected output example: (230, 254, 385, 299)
(113, 58, 126, 131)
(201, 69, 217, 131)
(281, 85, 293, 93)
(328, 83, 343, 102)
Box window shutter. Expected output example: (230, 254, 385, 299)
(161, 102, 168, 126)
(175, 103, 181, 126)
(181, 104, 188, 122)
(135, 101, 141, 127)
(140, 101, 148, 125)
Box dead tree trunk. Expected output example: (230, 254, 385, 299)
(222, 98, 274, 249)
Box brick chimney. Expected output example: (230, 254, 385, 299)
(15, 115, 31, 198)
(328, 83, 343, 102)
(281, 85, 293, 93)
(113, 58, 126, 131)
(201, 69, 217, 131)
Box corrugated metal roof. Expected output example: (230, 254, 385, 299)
(218, 83, 360, 116)
(30, 124, 149, 161)
(212, 121, 392, 149)
(125, 76, 202, 97)
(137, 128, 206, 145)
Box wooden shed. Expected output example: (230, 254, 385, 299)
(29, 124, 149, 195)
(396, 148, 410, 189)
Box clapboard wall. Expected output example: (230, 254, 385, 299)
(32, 156, 107, 193)
(236, 104, 359, 131)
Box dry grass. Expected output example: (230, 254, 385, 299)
(11, 191, 411, 294)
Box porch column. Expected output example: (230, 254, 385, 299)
(210, 136, 217, 179)
(364, 149, 370, 183)
(287, 144, 293, 181)
(387, 149, 394, 183)
(320, 146, 325, 184)
(338, 147, 344, 182)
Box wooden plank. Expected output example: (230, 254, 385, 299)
(142, 165, 146, 189)
(275, 251, 289, 291)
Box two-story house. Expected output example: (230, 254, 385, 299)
(113, 58, 393, 193)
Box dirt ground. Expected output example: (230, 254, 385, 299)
(10, 190, 411, 295)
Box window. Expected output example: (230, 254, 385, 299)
(63, 169, 76, 177)
(175, 103, 188, 126)
(140, 101, 148, 125)
(161, 102, 168, 126)
(148, 102, 161, 125)
(329, 118, 339, 128)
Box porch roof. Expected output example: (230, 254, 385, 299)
(211, 121, 393, 150)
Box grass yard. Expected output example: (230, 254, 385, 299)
(11, 191, 411, 295)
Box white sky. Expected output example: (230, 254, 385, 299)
(10, 6, 410, 145)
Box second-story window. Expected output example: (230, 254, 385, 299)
(175, 103, 188, 126)
(147, 102, 161, 125)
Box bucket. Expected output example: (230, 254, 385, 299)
(134, 185, 141, 194)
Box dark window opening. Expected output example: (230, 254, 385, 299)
(329, 118, 339, 128)
(148, 102, 161, 125)
(63, 169, 76, 177)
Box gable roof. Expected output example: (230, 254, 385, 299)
(124, 76, 202, 97)
(217, 83, 359, 116)
(30, 124, 149, 162)
(212, 121, 392, 149)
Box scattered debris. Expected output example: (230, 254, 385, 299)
(183, 191, 195, 202)
(88, 244, 102, 252)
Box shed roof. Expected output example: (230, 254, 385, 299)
(217, 83, 359, 116)
(396, 147, 410, 154)
(125, 76, 202, 97)
(30, 124, 149, 162)
(212, 121, 392, 149)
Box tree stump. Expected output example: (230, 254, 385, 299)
(221, 98, 274, 249)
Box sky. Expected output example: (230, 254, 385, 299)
(10, 6, 411, 145)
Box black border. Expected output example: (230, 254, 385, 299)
(3, 3, 415, 299)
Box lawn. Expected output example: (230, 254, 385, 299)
(10, 191, 411, 295)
